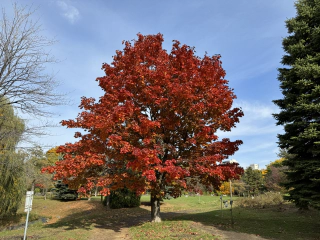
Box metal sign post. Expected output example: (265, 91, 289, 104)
(23, 191, 34, 240)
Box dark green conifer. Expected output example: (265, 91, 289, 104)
(273, 0, 320, 210)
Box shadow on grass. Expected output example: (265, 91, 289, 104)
(31, 197, 320, 240)
(43, 200, 151, 233)
(0, 213, 43, 232)
(0, 214, 25, 231)
(165, 205, 320, 240)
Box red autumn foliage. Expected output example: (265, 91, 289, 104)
(34, 183, 45, 189)
(43, 33, 243, 220)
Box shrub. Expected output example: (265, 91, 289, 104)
(237, 192, 285, 209)
(34, 188, 41, 194)
(103, 188, 141, 209)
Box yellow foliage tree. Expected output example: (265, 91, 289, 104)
(261, 169, 268, 178)
(219, 181, 234, 195)
(46, 147, 62, 166)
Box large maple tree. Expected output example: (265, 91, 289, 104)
(44, 33, 244, 222)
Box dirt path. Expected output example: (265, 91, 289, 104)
(89, 220, 267, 240)
(189, 223, 267, 240)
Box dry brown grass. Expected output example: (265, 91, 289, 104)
(237, 192, 285, 209)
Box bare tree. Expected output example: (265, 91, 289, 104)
(0, 3, 65, 117)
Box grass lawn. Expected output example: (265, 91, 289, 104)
(132, 195, 320, 240)
(0, 196, 99, 239)
(0, 194, 319, 239)
(0, 195, 148, 239)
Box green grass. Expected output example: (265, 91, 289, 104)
(0, 195, 149, 240)
(132, 195, 320, 240)
(142, 194, 222, 212)
(131, 220, 221, 240)
(0, 196, 99, 240)
(1, 194, 320, 240)
(172, 206, 320, 240)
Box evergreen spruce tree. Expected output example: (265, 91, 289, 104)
(273, 0, 320, 210)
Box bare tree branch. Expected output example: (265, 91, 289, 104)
(0, 3, 66, 117)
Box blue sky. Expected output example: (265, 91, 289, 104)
(2, 0, 297, 169)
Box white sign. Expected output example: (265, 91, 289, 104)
(24, 191, 34, 212)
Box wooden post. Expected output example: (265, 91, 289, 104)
(229, 179, 234, 226)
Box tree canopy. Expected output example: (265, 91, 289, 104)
(0, 98, 25, 218)
(264, 158, 288, 192)
(24, 146, 54, 191)
(242, 167, 264, 195)
(44, 33, 244, 221)
(273, 0, 320, 209)
(0, 3, 64, 117)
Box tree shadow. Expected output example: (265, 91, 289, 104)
(0, 214, 25, 231)
(39, 198, 320, 239)
(43, 200, 151, 233)
(164, 205, 320, 240)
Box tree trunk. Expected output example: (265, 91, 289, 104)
(150, 193, 161, 222)
(44, 188, 47, 200)
(105, 195, 110, 210)
(31, 180, 35, 192)
(94, 186, 98, 197)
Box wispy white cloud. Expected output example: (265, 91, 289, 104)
(217, 100, 283, 168)
(239, 142, 275, 154)
(56, 1, 80, 24)
(235, 100, 280, 119)
(219, 123, 280, 138)
(218, 100, 281, 138)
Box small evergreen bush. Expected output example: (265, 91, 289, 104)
(103, 188, 141, 209)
